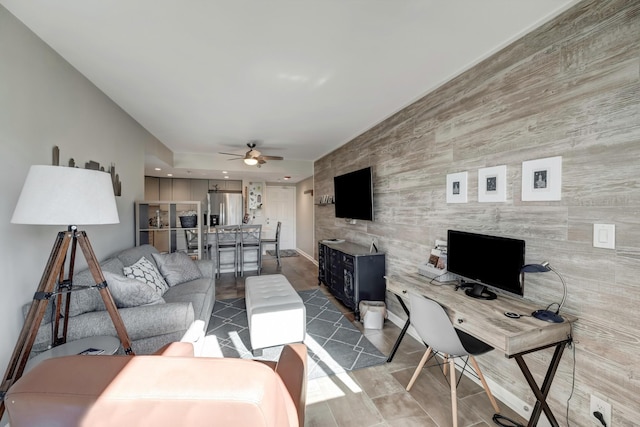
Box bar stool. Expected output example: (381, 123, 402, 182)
(239, 224, 262, 276)
(260, 221, 281, 268)
(214, 225, 239, 278)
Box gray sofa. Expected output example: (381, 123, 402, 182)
(28, 245, 215, 355)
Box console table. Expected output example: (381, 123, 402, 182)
(386, 273, 577, 427)
(318, 240, 386, 319)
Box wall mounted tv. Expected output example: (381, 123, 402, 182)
(446, 230, 525, 300)
(333, 166, 374, 221)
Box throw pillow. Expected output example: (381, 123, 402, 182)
(123, 256, 169, 296)
(152, 252, 203, 287)
(103, 271, 165, 308)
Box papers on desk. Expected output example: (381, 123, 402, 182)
(418, 239, 456, 282)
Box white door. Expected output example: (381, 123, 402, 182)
(264, 186, 295, 250)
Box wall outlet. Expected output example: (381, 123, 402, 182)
(590, 394, 611, 426)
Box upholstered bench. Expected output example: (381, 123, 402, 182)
(245, 274, 306, 354)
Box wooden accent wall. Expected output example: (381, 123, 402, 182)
(314, 1, 640, 425)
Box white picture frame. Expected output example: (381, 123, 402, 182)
(521, 156, 562, 201)
(478, 165, 507, 203)
(446, 171, 468, 203)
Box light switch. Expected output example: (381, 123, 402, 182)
(593, 224, 615, 249)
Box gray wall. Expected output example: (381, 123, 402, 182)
(0, 7, 162, 421)
(314, 1, 639, 425)
(296, 176, 315, 258)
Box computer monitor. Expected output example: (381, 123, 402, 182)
(446, 230, 525, 300)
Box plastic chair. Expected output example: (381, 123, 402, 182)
(260, 221, 282, 268)
(239, 224, 262, 276)
(214, 225, 238, 278)
(406, 293, 500, 427)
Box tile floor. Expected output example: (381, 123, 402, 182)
(215, 254, 527, 427)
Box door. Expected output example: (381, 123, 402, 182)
(265, 186, 295, 250)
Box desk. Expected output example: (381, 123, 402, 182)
(386, 274, 576, 427)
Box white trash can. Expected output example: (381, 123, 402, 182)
(359, 300, 386, 329)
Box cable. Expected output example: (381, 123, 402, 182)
(565, 322, 576, 426)
(593, 411, 607, 427)
(492, 413, 524, 427)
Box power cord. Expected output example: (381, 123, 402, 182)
(593, 411, 607, 426)
(565, 322, 576, 426)
(492, 414, 524, 427)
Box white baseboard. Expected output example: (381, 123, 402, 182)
(296, 248, 317, 265)
(386, 311, 545, 425)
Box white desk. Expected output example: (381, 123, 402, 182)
(386, 274, 577, 427)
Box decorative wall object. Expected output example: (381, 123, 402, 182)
(521, 156, 562, 201)
(52, 145, 122, 196)
(446, 171, 468, 204)
(248, 182, 263, 209)
(478, 165, 507, 203)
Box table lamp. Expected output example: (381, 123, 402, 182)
(520, 261, 567, 323)
(1, 165, 134, 419)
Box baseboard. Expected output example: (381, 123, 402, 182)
(386, 311, 543, 425)
(296, 248, 317, 265)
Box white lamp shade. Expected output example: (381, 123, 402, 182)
(11, 165, 120, 225)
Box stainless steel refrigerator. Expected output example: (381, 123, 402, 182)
(206, 192, 244, 227)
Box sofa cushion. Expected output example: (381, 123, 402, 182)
(103, 271, 165, 308)
(163, 278, 214, 323)
(67, 258, 125, 317)
(123, 257, 169, 296)
(152, 252, 202, 287)
(116, 244, 160, 270)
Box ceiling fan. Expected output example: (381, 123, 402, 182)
(219, 142, 284, 167)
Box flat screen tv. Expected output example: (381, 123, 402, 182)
(333, 167, 374, 221)
(447, 230, 525, 300)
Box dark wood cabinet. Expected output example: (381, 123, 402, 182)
(318, 241, 386, 319)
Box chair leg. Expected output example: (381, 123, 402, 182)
(443, 353, 449, 376)
(257, 246, 262, 275)
(275, 243, 281, 268)
(469, 356, 500, 413)
(450, 357, 458, 427)
(406, 347, 432, 391)
(216, 250, 221, 278)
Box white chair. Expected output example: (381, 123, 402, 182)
(214, 225, 238, 278)
(406, 293, 500, 427)
(239, 224, 262, 276)
(260, 221, 282, 268)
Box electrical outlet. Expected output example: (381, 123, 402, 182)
(590, 394, 611, 426)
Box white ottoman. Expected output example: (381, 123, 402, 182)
(245, 274, 306, 353)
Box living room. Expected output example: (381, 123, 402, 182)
(2, 1, 639, 426)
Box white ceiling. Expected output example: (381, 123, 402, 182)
(2, 0, 578, 183)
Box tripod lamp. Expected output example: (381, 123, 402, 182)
(1, 165, 134, 418)
(520, 261, 567, 323)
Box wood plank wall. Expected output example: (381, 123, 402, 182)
(314, 1, 640, 425)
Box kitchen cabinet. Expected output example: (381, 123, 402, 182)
(208, 179, 242, 192)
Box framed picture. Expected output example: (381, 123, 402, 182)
(478, 165, 507, 202)
(446, 171, 468, 203)
(521, 156, 562, 201)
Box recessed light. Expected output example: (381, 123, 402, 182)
(224, 176, 229, 179)
(154, 168, 161, 171)
(284, 176, 291, 180)
(167, 173, 173, 177)
(222, 171, 228, 174)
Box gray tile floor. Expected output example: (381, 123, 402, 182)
(216, 254, 527, 427)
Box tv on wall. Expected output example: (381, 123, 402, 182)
(333, 167, 374, 221)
